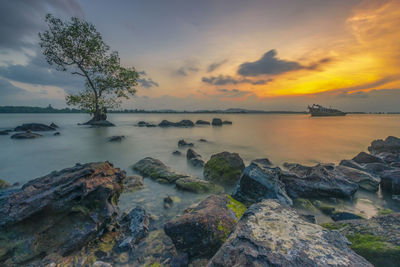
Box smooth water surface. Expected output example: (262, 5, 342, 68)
(1, 113, 400, 223)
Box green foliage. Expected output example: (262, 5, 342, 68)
(347, 234, 400, 266)
(39, 14, 139, 117)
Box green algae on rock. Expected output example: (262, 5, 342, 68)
(204, 152, 245, 185)
(175, 177, 224, 193)
(0, 179, 9, 189)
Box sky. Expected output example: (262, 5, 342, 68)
(0, 0, 399, 112)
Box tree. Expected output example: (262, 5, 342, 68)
(39, 14, 138, 122)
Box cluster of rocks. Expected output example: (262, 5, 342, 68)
(135, 118, 233, 128)
(1, 122, 61, 139)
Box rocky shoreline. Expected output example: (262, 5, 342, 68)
(1, 135, 400, 266)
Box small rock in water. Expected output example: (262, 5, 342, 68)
(50, 122, 59, 128)
(164, 195, 173, 209)
(195, 120, 210, 125)
(204, 151, 245, 185)
(178, 139, 193, 147)
(199, 138, 207, 142)
(11, 132, 42, 139)
(53, 132, 60, 136)
(186, 148, 204, 167)
(14, 123, 56, 131)
(222, 120, 232, 125)
(172, 150, 182, 156)
(107, 135, 125, 142)
(123, 175, 144, 192)
(211, 118, 222, 126)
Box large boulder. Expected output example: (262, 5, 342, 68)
(164, 194, 246, 258)
(132, 157, 188, 183)
(336, 165, 380, 192)
(280, 163, 358, 199)
(0, 162, 125, 266)
(14, 123, 56, 131)
(352, 152, 384, 164)
(186, 148, 205, 167)
(368, 136, 400, 154)
(327, 213, 400, 266)
(204, 152, 245, 185)
(232, 163, 292, 206)
(208, 200, 373, 267)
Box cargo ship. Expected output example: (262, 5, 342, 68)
(308, 104, 346, 117)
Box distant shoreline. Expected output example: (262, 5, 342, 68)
(0, 106, 398, 114)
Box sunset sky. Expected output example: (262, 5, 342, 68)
(0, 0, 399, 111)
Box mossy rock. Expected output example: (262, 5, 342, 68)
(347, 234, 400, 267)
(293, 198, 318, 212)
(227, 195, 246, 221)
(0, 179, 10, 189)
(204, 152, 245, 185)
(175, 177, 224, 193)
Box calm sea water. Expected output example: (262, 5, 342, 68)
(1, 113, 400, 224)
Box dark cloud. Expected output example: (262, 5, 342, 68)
(207, 59, 228, 72)
(174, 66, 199, 76)
(216, 88, 253, 98)
(137, 71, 159, 88)
(202, 75, 271, 85)
(237, 49, 331, 77)
(0, 0, 84, 51)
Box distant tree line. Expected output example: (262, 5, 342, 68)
(0, 105, 83, 113)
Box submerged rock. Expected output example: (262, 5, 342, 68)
(175, 177, 224, 193)
(211, 118, 222, 126)
(14, 123, 56, 131)
(164, 194, 246, 258)
(178, 139, 194, 147)
(208, 199, 372, 267)
(199, 138, 208, 142)
(132, 157, 188, 183)
(204, 152, 245, 185)
(232, 163, 292, 206)
(123, 175, 144, 192)
(186, 148, 205, 167)
(137, 121, 156, 127)
(11, 131, 42, 139)
(222, 120, 232, 125)
(336, 165, 380, 192)
(172, 150, 182, 156)
(53, 131, 60, 136)
(50, 122, 59, 128)
(0, 130, 11, 135)
(281, 163, 359, 199)
(196, 120, 210, 125)
(107, 135, 125, 142)
(368, 136, 400, 154)
(328, 212, 400, 266)
(0, 162, 125, 266)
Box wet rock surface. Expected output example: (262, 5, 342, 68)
(336, 165, 380, 192)
(204, 151, 245, 185)
(178, 139, 194, 147)
(159, 119, 195, 127)
(164, 194, 245, 258)
(10, 131, 42, 139)
(232, 163, 292, 206)
(137, 121, 157, 127)
(107, 135, 125, 142)
(208, 200, 373, 267)
(186, 148, 205, 167)
(0, 162, 125, 266)
(281, 163, 359, 199)
(14, 123, 56, 131)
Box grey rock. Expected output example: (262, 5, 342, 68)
(336, 165, 380, 192)
(368, 136, 400, 154)
(14, 123, 56, 131)
(178, 139, 194, 147)
(222, 120, 232, 125)
(195, 120, 210, 125)
(186, 148, 205, 167)
(211, 118, 222, 126)
(159, 120, 194, 127)
(107, 135, 125, 142)
(11, 132, 42, 139)
(118, 206, 149, 251)
(172, 150, 182, 156)
(251, 157, 273, 167)
(380, 169, 400, 194)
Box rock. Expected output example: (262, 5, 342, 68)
(171, 253, 189, 267)
(132, 157, 189, 183)
(251, 157, 272, 167)
(368, 136, 400, 154)
(199, 138, 207, 142)
(175, 177, 224, 193)
(352, 152, 384, 164)
(222, 120, 232, 125)
(280, 163, 359, 199)
(172, 150, 182, 156)
(53, 132, 60, 136)
(178, 139, 194, 147)
(336, 165, 380, 192)
(232, 163, 292, 206)
(159, 120, 194, 127)
(137, 121, 156, 127)
(50, 122, 59, 128)
(208, 200, 372, 267)
(204, 152, 245, 185)
(312, 200, 336, 215)
(92, 261, 113, 267)
(11, 132, 42, 139)
(328, 213, 400, 266)
(117, 206, 149, 251)
(376, 152, 400, 164)
(300, 214, 317, 224)
(123, 175, 144, 192)
(14, 123, 56, 131)
(0, 162, 125, 266)
(186, 148, 204, 167)
(0, 179, 10, 189)
(107, 135, 125, 142)
(339, 159, 392, 175)
(380, 169, 400, 194)
(83, 119, 115, 127)
(211, 118, 222, 126)
(164, 195, 174, 209)
(164, 194, 246, 258)
(0, 130, 10, 135)
(331, 211, 364, 221)
(196, 120, 210, 125)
